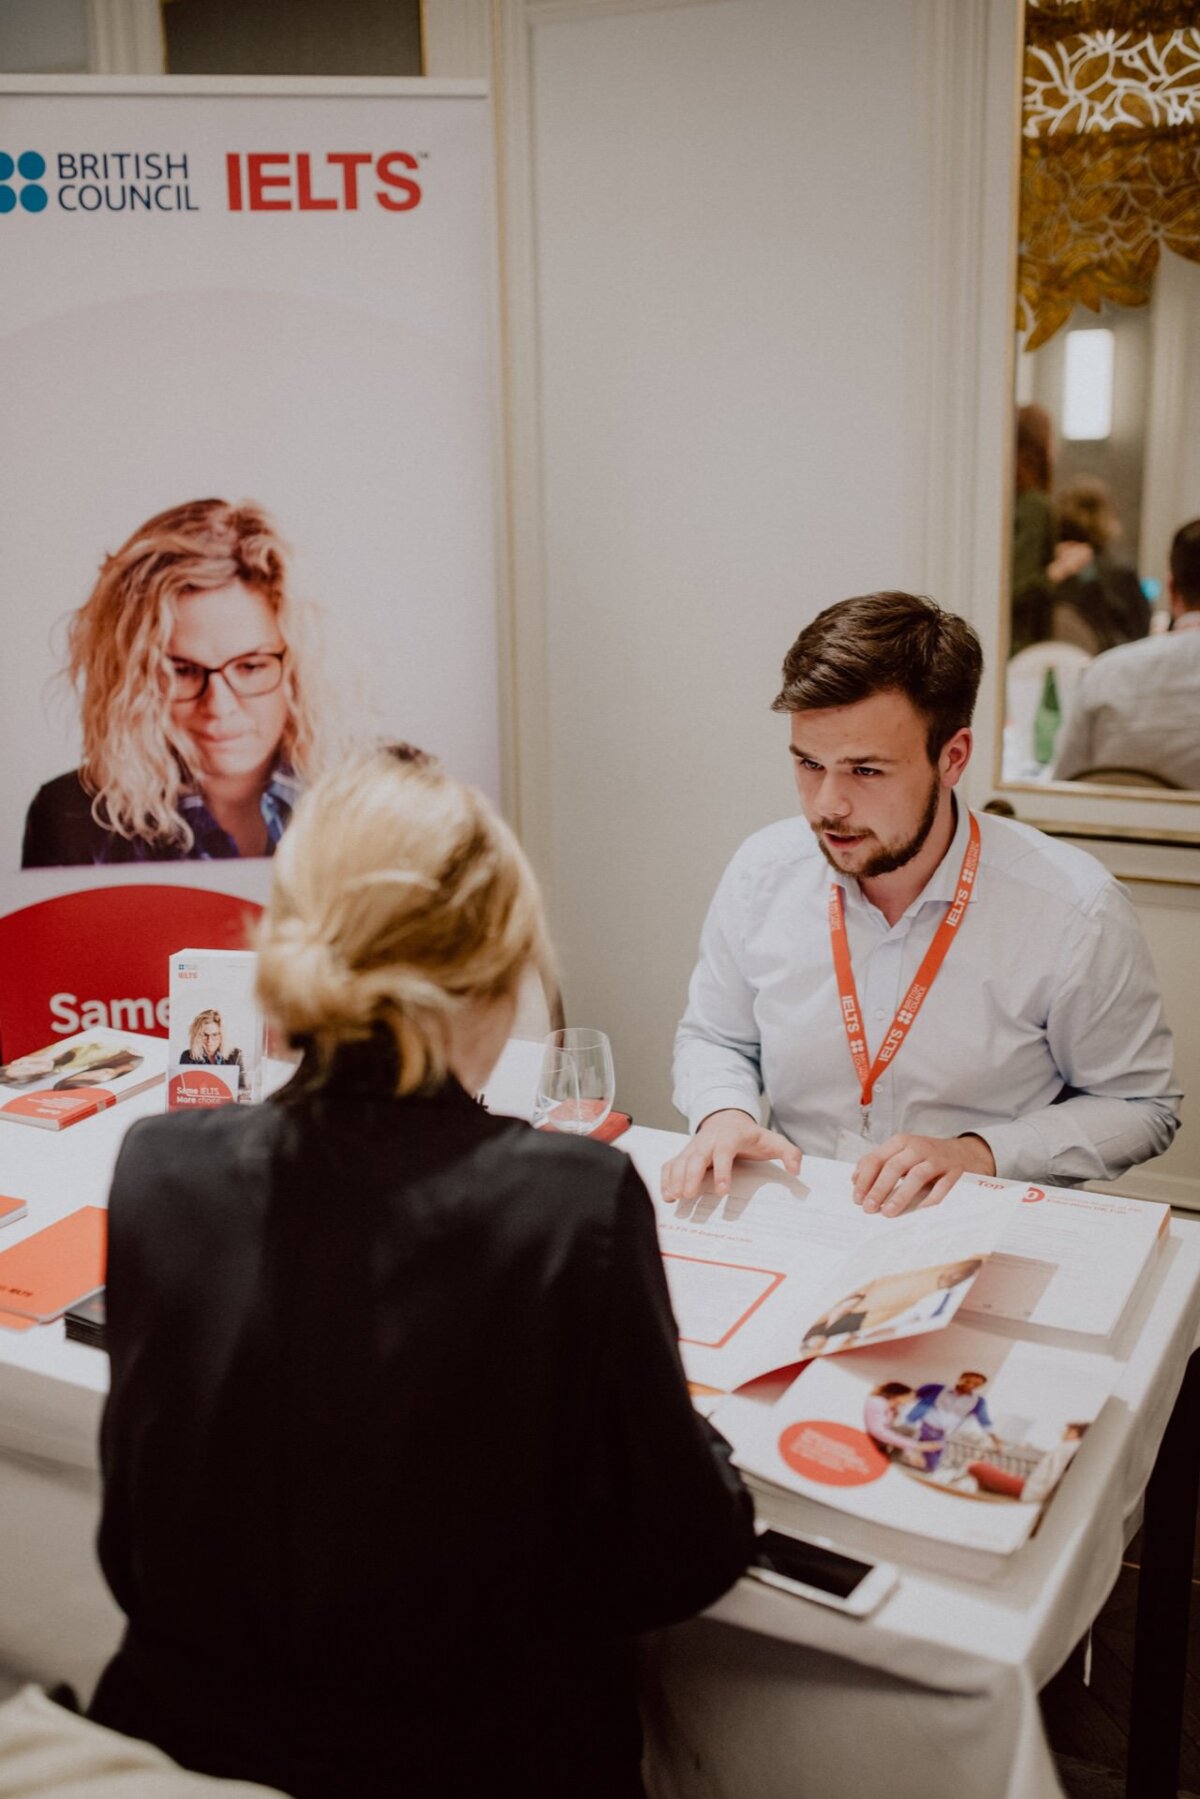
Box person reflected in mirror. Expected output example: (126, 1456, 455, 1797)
(1053, 518, 1200, 788)
(89, 747, 753, 1799)
(664, 592, 1179, 1215)
(1048, 476, 1149, 654)
(22, 499, 332, 867)
(1010, 404, 1092, 653)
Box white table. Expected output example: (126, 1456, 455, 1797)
(0, 1046, 1197, 1799)
(622, 1126, 1200, 1799)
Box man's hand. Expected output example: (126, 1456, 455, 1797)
(661, 1109, 802, 1203)
(852, 1133, 996, 1217)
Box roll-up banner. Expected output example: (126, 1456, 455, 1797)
(0, 77, 499, 1059)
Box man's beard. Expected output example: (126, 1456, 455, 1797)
(816, 772, 942, 879)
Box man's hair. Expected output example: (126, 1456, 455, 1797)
(1056, 475, 1121, 551)
(771, 592, 983, 761)
(1170, 518, 1200, 608)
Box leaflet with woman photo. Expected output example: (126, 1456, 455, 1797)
(0, 1029, 166, 1130)
(167, 949, 264, 1111)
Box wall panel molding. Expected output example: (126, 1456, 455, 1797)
(489, 0, 553, 886)
(525, 0, 724, 20)
(421, 0, 491, 78)
(916, 0, 1022, 812)
(86, 0, 163, 74)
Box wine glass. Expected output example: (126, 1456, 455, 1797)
(532, 1029, 615, 1136)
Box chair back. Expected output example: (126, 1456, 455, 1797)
(1005, 641, 1093, 774)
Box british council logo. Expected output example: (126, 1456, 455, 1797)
(0, 152, 48, 214)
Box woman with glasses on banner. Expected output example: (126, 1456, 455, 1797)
(21, 497, 328, 866)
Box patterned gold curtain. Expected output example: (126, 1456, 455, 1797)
(1018, 0, 1200, 349)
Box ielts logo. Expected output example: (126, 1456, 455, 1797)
(225, 151, 422, 212)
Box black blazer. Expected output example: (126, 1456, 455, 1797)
(90, 1049, 753, 1798)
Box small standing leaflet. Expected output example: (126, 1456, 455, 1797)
(168, 949, 264, 1111)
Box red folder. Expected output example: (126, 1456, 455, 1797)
(0, 1206, 107, 1322)
(0, 1194, 27, 1229)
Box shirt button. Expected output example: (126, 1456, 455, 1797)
(874, 1008, 886, 1020)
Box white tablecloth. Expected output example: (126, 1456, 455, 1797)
(0, 1045, 1197, 1799)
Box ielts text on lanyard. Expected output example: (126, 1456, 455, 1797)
(827, 812, 981, 1137)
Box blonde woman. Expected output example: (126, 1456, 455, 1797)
(22, 498, 327, 866)
(179, 1007, 246, 1094)
(90, 748, 752, 1799)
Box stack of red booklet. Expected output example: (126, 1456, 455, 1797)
(0, 1029, 166, 1131)
(0, 1207, 106, 1333)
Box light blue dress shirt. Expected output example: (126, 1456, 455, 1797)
(673, 801, 1180, 1184)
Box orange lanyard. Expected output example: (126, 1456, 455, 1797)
(828, 812, 981, 1135)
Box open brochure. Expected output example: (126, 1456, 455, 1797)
(960, 1181, 1168, 1338)
(653, 1156, 1025, 1394)
(714, 1320, 1120, 1557)
(0, 1030, 166, 1130)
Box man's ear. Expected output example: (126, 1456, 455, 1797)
(939, 727, 972, 788)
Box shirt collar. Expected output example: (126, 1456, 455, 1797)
(832, 794, 978, 916)
(177, 759, 299, 858)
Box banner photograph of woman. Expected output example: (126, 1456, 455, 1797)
(21, 497, 331, 867)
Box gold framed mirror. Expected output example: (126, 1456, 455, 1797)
(998, 0, 1200, 828)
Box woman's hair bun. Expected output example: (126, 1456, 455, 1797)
(256, 748, 550, 1092)
(256, 916, 359, 1042)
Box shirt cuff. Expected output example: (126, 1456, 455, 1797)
(688, 1089, 765, 1135)
(970, 1117, 1052, 1183)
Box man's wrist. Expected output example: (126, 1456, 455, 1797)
(698, 1107, 757, 1133)
(956, 1132, 997, 1177)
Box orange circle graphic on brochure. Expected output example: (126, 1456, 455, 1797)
(778, 1420, 889, 1487)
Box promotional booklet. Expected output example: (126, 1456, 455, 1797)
(959, 1182, 1169, 1339)
(168, 948, 264, 1110)
(715, 1320, 1120, 1558)
(0, 1029, 166, 1130)
(652, 1157, 1025, 1395)
(0, 1206, 107, 1326)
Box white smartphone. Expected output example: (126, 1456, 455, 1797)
(748, 1525, 898, 1618)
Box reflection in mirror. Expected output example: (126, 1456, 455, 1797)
(1002, 1, 1200, 797)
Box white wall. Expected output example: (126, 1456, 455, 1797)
(531, 2, 922, 1078)
(392, 0, 1200, 1207)
(0, 0, 88, 71)
(503, 0, 1015, 1131)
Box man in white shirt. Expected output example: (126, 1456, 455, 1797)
(1053, 519, 1200, 787)
(665, 592, 1180, 1215)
